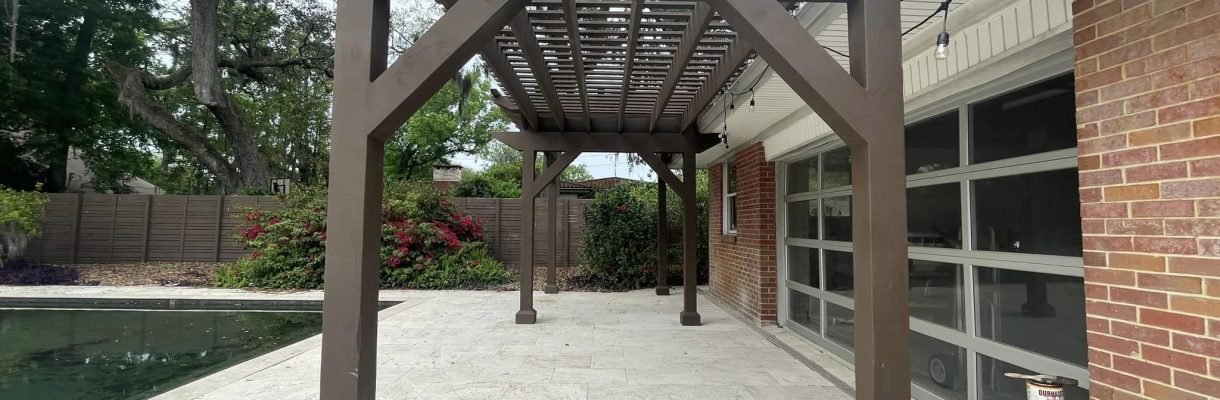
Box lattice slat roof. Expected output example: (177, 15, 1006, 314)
(442, 0, 801, 134)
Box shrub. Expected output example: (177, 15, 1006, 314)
(578, 184, 659, 290)
(215, 181, 510, 289)
(0, 185, 49, 265)
(577, 172, 711, 290)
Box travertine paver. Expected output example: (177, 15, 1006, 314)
(99, 288, 849, 399)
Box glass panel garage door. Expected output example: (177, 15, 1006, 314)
(779, 74, 1089, 400)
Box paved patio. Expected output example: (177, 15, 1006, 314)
(143, 288, 851, 399)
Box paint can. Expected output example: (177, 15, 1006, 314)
(1003, 373, 1078, 400)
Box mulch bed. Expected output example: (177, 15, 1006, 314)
(0, 261, 221, 287)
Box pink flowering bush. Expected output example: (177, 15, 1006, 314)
(215, 182, 509, 289)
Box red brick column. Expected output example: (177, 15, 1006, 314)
(708, 142, 778, 325)
(1074, 0, 1220, 398)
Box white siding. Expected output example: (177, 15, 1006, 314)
(762, 0, 1074, 161)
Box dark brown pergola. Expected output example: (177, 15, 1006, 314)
(320, 1, 908, 399)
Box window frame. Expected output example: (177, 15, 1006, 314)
(723, 159, 738, 235)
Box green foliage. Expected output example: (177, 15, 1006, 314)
(579, 184, 659, 289)
(452, 176, 497, 198)
(0, 0, 161, 192)
(577, 171, 711, 289)
(0, 186, 50, 264)
(214, 182, 509, 289)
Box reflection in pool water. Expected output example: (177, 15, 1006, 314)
(0, 309, 323, 400)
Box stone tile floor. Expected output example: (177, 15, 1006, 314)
(137, 288, 852, 400)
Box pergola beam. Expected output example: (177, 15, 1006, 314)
(363, 1, 524, 141)
(705, 0, 870, 145)
(493, 130, 719, 154)
(649, 3, 715, 133)
(483, 44, 541, 130)
(616, 0, 644, 132)
(562, 0, 591, 131)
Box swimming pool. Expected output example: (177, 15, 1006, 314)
(0, 308, 323, 400)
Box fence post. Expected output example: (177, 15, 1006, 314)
(70, 193, 84, 264)
(214, 196, 225, 262)
(108, 194, 118, 262)
(494, 199, 502, 258)
(179, 197, 188, 262)
(142, 195, 153, 262)
(562, 199, 570, 266)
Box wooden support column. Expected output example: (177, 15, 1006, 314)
(322, 0, 526, 398)
(846, 2, 909, 398)
(518, 148, 538, 323)
(678, 151, 700, 325)
(544, 152, 560, 294)
(707, 0, 908, 398)
(656, 175, 670, 296)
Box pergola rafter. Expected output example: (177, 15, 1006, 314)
(509, 12, 567, 131)
(321, 1, 909, 399)
(616, 0, 644, 132)
(562, 0, 592, 131)
(649, 3, 715, 133)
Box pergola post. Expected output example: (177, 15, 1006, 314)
(321, 0, 526, 397)
(517, 149, 538, 324)
(656, 174, 670, 296)
(707, 0, 908, 398)
(544, 152, 559, 295)
(678, 151, 700, 326)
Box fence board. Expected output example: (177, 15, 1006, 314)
(26, 195, 593, 267)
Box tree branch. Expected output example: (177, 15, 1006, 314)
(106, 61, 240, 192)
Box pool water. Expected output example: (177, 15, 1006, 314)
(0, 309, 323, 400)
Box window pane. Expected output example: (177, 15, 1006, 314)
(822, 147, 852, 189)
(727, 160, 738, 193)
(908, 184, 962, 249)
(911, 332, 967, 400)
(978, 355, 1089, 400)
(825, 251, 853, 298)
(971, 75, 1076, 164)
(787, 200, 819, 240)
(826, 303, 854, 349)
(787, 157, 819, 194)
(907, 111, 960, 174)
(973, 169, 1082, 256)
(789, 290, 821, 334)
(823, 196, 852, 242)
(909, 260, 963, 330)
(728, 196, 738, 232)
(977, 267, 1088, 366)
(788, 247, 820, 288)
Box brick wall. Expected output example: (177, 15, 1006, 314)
(1074, 0, 1220, 398)
(708, 142, 779, 325)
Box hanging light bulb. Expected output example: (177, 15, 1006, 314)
(748, 89, 756, 112)
(935, 31, 950, 60)
(934, 3, 951, 60)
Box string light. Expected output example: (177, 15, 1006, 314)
(748, 89, 756, 113)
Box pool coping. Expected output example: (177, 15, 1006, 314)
(0, 296, 400, 311)
(0, 285, 430, 311)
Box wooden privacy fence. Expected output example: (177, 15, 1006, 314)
(24, 194, 592, 267)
